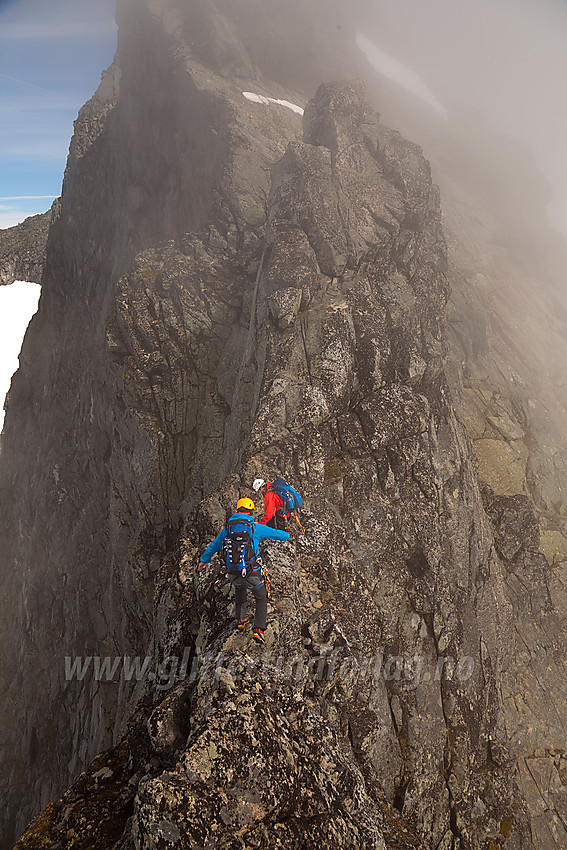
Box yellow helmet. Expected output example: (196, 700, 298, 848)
(236, 497, 255, 512)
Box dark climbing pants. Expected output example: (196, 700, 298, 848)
(229, 571, 267, 630)
(267, 513, 287, 531)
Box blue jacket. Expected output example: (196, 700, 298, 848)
(200, 512, 289, 565)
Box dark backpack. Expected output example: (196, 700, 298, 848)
(269, 478, 302, 514)
(224, 517, 258, 574)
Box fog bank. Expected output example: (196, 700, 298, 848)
(356, 0, 567, 234)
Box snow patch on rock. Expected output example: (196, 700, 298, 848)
(243, 91, 304, 116)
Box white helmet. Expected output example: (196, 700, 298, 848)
(252, 478, 265, 492)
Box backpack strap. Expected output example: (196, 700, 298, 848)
(267, 482, 290, 515)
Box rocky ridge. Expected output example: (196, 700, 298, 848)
(0, 208, 53, 287)
(2, 1, 567, 848)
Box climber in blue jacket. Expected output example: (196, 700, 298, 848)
(198, 497, 289, 643)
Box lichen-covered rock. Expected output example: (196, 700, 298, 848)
(266, 286, 302, 329)
(13, 728, 155, 850)
(3, 2, 567, 849)
(147, 687, 190, 755)
(488, 495, 540, 562)
(134, 687, 419, 849)
(474, 437, 529, 495)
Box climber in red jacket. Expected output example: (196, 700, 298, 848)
(253, 478, 289, 530)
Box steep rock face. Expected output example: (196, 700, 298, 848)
(2, 2, 567, 849)
(0, 3, 314, 841)
(442, 211, 567, 850)
(374, 66, 567, 848)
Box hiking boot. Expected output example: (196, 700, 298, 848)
(253, 628, 265, 644)
(236, 617, 249, 631)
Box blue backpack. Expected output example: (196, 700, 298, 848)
(224, 517, 258, 575)
(269, 478, 302, 514)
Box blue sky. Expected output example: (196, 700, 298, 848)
(0, 0, 117, 228)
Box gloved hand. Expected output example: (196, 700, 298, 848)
(198, 561, 208, 573)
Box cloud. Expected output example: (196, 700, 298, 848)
(356, 33, 447, 120)
(0, 195, 56, 200)
(0, 137, 71, 161)
(1, 94, 80, 113)
(0, 92, 78, 160)
(0, 212, 26, 229)
(0, 71, 55, 91)
(0, 19, 117, 40)
(361, 0, 567, 234)
(0, 200, 55, 229)
(0, 73, 81, 106)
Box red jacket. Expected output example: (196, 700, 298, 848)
(259, 481, 288, 524)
